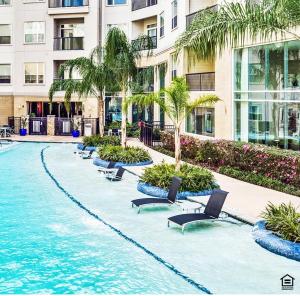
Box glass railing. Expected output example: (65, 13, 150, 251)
(53, 37, 84, 50)
(132, 36, 157, 51)
(186, 72, 215, 91)
(132, 0, 157, 11)
(49, 0, 89, 8)
(186, 5, 218, 27)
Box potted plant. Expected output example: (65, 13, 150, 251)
(19, 116, 28, 136)
(72, 119, 80, 138)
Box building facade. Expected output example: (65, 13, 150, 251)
(0, 0, 299, 150)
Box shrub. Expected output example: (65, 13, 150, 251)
(140, 163, 219, 193)
(83, 135, 121, 147)
(108, 121, 140, 138)
(160, 132, 300, 188)
(219, 167, 300, 197)
(261, 203, 300, 243)
(97, 145, 151, 163)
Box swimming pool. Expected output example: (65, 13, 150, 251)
(0, 143, 299, 294)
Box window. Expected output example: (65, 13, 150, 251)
(24, 22, 45, 44)
(24, 63, 44, 84)
(159, 12, 165, 37)
(0, 64, 11, 83)
(171, 0, 177, 29)
(107, 0, 127, 5)
(171, 54, 177, 80)
(186, 107, 215, 137)
(0, 0, 11, 5)
(0, 24, 11, 44)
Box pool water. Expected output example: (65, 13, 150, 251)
(0, 143, 299, 294)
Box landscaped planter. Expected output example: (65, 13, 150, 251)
(137, 182, 214, 200)
(76, 144, 97, 152)
(93, 157, 153, 168)
(252, 220, 300, 262)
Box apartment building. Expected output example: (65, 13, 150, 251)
(0, 0, 100, 129)
(1, 0, 299, 150)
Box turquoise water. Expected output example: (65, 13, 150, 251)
(0, 143, 299, 294)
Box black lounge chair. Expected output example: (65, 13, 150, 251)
(106, 167, 126, 182)
(167, 189, 229, 233)
(98, 161, 116, 174)
(81, 150, 93, 159)
(131, 177, 182, 214)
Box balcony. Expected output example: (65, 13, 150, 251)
(54, 37, 84, 50)
(132, 36, 157, 51)
(186, 5, 218, 27)
(132, 0, 157, 11)
(186, 72, 215, 91)
(48, 0, 89, 14)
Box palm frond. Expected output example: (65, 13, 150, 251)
(176, 0, 300, 59)
(186, 94, 220, 114)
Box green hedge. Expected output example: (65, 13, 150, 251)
(262, 203, 300, 243)
(140, 163, 219, 193)
(83, 135, 121, 147)
(219, 166, 300, 197)
(97, 145, 151, 163)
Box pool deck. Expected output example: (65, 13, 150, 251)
(8, 135, 83, 143)
(5, 135, 300, 224)
(125, 138, 300, 224)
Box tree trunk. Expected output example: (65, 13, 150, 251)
(121, 91, 127, 147)
(98, 96, 105, 137)
(174, 125, 181, 171)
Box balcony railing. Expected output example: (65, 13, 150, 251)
(54, 37, 84, 50)
(132, 0, 157, 11)
(186, 72, 215, 91)
(49, 0, 89, 8)
(186, 5, 218, 27)
(132, 36, 157, 50)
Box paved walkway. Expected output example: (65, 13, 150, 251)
(126, 138, 300, 224)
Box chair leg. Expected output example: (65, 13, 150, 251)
(182, 225, 185, 234)
(138, 207, 141, 214)
(167, 220, 170, 228)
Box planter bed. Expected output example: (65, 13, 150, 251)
(137, 182, 214, 200)
(93, 157, 153, 168)
(77, 144, 97, 152)
(252, 221, 300, 262)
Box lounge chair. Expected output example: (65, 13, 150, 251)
(98, 161, 116, 174)
(131, 177, 182, 214)
(106, 167, 125, 181)
(74, 145, 86, 155)
(81, 150, 93, 159)
(167, 189, 229, 233)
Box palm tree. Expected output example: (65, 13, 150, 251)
(104, 27, 153, 147)
(176, 0, 300, 59)
(130, 77, 220, 171)
(49, 46, 116, 136)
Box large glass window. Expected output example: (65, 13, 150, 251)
(0, 24, 11, 44)
(234, 40, 300, 151)
(24, 22, 45, 44)
(0, 0, 11, 5)
(186, 107, 215, 137)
